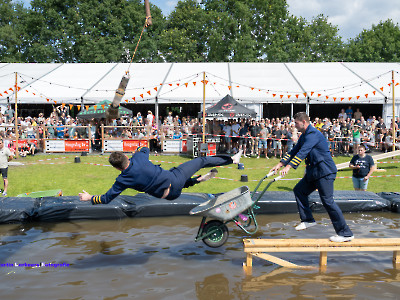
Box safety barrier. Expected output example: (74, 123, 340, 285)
(243, 238, 400, 273)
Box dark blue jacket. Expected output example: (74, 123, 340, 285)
(280, 124, 336, 181)
(91, 147, 171, 204)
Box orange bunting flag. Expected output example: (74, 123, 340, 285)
(169, 83, 172, 86)
(251, 87, 254, 90)
(372, 91, 376, 95)
(176, 83, 180, 86)
(125, 100, 128, 103)
(4, 91, 8, 95)
(0, 93, 2, 97)
(349, 97, 352, 101)
(54, 101, 57, 104)
(333, 97, 337, 101)
(287, 95, 291, 99)
(280, 95, 284, 99)
(154, 87, 158, 91)
(132, 97, 136, 101)
(25, 90, 28, 93)
(272, 94, 276, 97)
(69, 104, 73, 110)
(396, 83, 399, 86)
(380, 87, 384, 91)
(85, 106, 89, 111)
(184, 83, 188, 87)
(77, 105, 81, 111)
(341, 98, 344, 101)
(318, 94, 321, 97)
(101, 104, 105, 110)
(46, 98, 50, 102)
(303, 93, 307, 97)
(310, 92, 314, 96)
(62, 103, 65, 108)
(356, 96, 360, 99)
(228, 86, 232, 90)
(236, 86, 240, 88)
(17, 86, 21, 91)
(296, 94, 299, 99)
(193, 82, 196, 86)
(9, 88, 13, 92)
(147, 91, 151, 95)
(93, 105, 97, 111)
(365, 94, 368, 98)
(326, 96, 329, 100)
(140, 94, 144, 98)
(388, 83, 391, 86)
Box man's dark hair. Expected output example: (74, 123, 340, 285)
(109, 151, 128, 170)
(358, 144, 366, 150)
(294, 112, 310, 122)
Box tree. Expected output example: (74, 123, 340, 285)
(344, 19, 400, 62)
(20, 0, 166, 62)
(0, 0, 28, 62)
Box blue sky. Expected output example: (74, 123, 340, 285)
(14, 0, 400, 40)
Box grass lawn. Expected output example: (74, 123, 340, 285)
(7, 153, 400, 197)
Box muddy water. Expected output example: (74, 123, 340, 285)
(1, 212, 400, 299)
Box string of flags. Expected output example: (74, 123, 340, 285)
(2, 74, 399, 107)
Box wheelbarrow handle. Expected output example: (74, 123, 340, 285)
(266, 171, 276, 178)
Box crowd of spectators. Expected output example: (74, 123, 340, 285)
(0, 104, 399, 157)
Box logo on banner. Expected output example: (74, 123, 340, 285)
(222, 103, 233, 110)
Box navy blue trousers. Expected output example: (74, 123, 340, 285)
(166, 155, 233, 200)
(293, 174, 353, 237)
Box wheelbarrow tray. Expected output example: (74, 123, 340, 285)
(189, 186, 252, 222)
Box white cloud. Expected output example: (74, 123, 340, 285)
(287, 0, 400, 40)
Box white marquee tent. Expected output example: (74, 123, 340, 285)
(0, 62, 399, 121)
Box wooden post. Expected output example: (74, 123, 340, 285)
(202, 71, 206, 144)
(392, 71, 396, 152)
(393, 251, 400, 267)
(101, 124, 104, 153)
(14, 72, 19, 158)
(319, 251, 328, 272)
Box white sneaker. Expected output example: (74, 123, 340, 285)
(295, 221, 317, 231)
(2, 191, 7, 196)
(329, 235, 354, 242)
(231, 150, 243, 164)
(198, 168, 218, 182)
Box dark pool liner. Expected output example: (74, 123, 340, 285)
(0, 191, 395, 224)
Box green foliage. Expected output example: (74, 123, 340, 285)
(0, 1, 398, 62)
(344, 19, 400, 62)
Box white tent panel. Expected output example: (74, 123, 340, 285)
(286, 62, 384, 104)
(84, 63, 174, 104)
(157, 62, 230, 103)
(229, 62, 307, 103)
(0, 63, 63, 103)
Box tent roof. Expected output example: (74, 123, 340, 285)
(0, 62, 399, 105)
(204, 94, 257, 118)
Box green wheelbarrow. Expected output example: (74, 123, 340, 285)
(190, 172, 281, 248)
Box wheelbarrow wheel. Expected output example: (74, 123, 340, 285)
(202, 220, 229, 248)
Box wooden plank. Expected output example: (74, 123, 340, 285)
(245, 246, 400, 253)
(244, 238, 400, 248)
(253, 253, 311, 269)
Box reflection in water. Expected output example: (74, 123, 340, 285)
(195, 274, 232, 300)
(0, 213, 399, 299)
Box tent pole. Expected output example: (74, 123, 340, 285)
(155, 96, 159, 133)
(14, 72, 19, 158)
(202, 72, 206, 144)
(392, 71, 396, 152)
